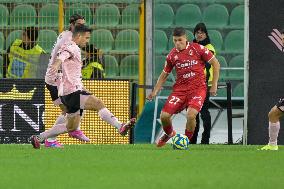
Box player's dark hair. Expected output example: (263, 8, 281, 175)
(173, 27, 186, 37)
(193, 22, 208, 36)
(69, 13, 85, 24)
(73, 24, 92, 36)
(193, 22, 211, 44)
(82, 44, 100, 62)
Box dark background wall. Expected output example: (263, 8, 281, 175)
(248, 0, 284, 144)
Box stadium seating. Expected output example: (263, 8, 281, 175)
(174, 4, 202, 29)
(11, 0, 53, 2)
(187, 31, 195, 41)
(216, 87, 227, 97)
(189, 0, 216, 3)
(215, 0, 244, 4)
(6, 30, 22, 49)
(229, 5, 244, 29)
(65, 3, 92, 26)
(154, 55, 166, 80)
(64, 0, 139, 3)
(159, 89, 172, 97)
(224, 30, 244, 53)
(38, 3, 59, 27)
(37, 29, 57, 53)
(104, 55, 119, 78)
(95, 4, 120, 28)
(90, 29, 114, 53)
(159, 81, 174, 97)
(154, 55, 176, 83)
(0, 4, 8, 28)
(155, 0, 215, 3)
(0, 55, 3, 78)
(9, 4, 37, 28)
(154, 30, 168, 54)
(208, 30, 223, 52)
(120, 4, 139, 29)
(0, 32, 4, 52)
(233, 82, 244, 97)
(216, 55, 228, 81)
(229, 54, 244, 67)
(154, 4, 174, 28)
(217, 56, 230, 97)
(216, 55, 227, 67)
(227, 55, 244, 80)
(113, 29, 139, 53)
(119, 55, 138, 79)
(202, 4, 229, 28)
(168, 30, 194, 50)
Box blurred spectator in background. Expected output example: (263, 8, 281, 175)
(4, 26, 45, 78)
(191, 22, 216, 144)
(81, 44, 105, 79)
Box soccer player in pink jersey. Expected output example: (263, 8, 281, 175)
(260, 30, 284, 151)
(147, 27, 220, 147)
(31, 25, 135, 149)
(36, 14, 88, 148)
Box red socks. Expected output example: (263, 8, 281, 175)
(163, 125, 173, 136)
(185, 129, 194, 140)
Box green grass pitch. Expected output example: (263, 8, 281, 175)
(0, 144, 283, 189)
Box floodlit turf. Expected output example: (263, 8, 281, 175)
(0, 144, 283, 189)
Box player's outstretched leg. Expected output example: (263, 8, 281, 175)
(44, 140, 64, 148)
(260, 144, 278, 151)
(157, 111, 176, 147)
(157, 130, 176, 147)
(260, 122, 279, 151)
(44, 114, 66, 148)
(119, 118, 136, 136)
(30, 122, 87, 149)
(68, 130, 90, 142)
(31, 134, 64, 149)
(260, 105, 283, 151)
(30, 135, 41, 149)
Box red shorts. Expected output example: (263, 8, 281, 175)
(162, 87, 207, 115)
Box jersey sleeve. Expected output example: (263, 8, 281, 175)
(163, 54, 174, 73)
(198, 44, 214, 62)
(205, 44, 216, 55)
(57, 44, 73, 62)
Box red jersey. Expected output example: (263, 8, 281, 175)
(164, 42, 214, 92)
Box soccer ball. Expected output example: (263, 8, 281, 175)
(171, 134, 190, 150)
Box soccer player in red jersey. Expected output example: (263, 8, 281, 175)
(147, 27, 220, 147)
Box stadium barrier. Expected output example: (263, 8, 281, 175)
(0, 79, 135, 144)
(133, 82, 238, 144)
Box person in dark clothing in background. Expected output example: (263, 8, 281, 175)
(4, 26, 45, 78)
(81, 44, 105, 79)
(191, 23, 216, 144)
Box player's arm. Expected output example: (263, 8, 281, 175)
(50, 49, 72, 73)
(147, 71, 169, 100)
(50, 58, 62, 73)
(49, 58, 62, 76)
(208, 56, 220, 96)
(147, 54, 173, 100)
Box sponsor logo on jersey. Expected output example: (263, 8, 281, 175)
(268, 29, 284, 52)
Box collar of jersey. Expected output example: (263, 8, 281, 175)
(175, 41, 190, 53)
